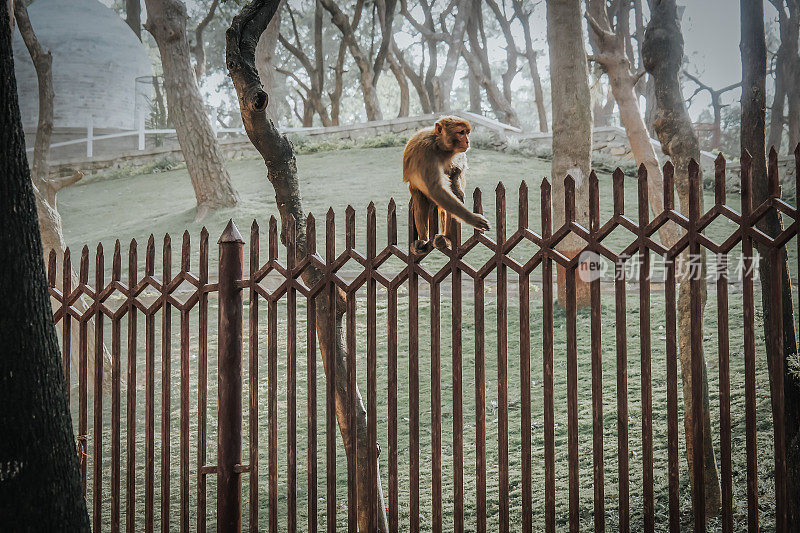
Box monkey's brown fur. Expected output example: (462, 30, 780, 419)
(403, 116, 490, 252)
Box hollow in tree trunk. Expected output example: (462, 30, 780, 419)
(144, 0, 239, 222)
(643, 0, 721, 518)
(0, 5, 89, 528)
(227, 2, 389, 531)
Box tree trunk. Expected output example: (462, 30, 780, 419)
(16, 0, 113, 391)
(643, 0, 721, 518)
(387, 51, 410, 117)
(768, 74, 786, 152)
(144, 0, 238, 222)
(320, 0, 383, 121)
(546, 0, 592, 308)
(126, 0, 141, 40)
(468, 68, 482, 113)
(463, 1, 521, 128)
(741, 0, 800, 527)
(0, 7, 89, 528)
(254, 0, 285, 124)
(432, 0, 469, 112)
(514, 0, 548, 132)
(586, 0, 679, 249)
(190, 0, 219, 82)
(227, 3, 389, 531)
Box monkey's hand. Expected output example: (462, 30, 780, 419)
(467, 212, 490, 232)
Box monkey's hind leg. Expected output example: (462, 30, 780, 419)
(410, 188, 433, 254)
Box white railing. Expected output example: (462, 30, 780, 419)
(27, 115, 247, 158)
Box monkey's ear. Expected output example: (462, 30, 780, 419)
(434, 122, 443, 136)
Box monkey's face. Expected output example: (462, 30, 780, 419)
(450, 126, 470, 153)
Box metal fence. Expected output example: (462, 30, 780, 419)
(48, 152, 794, 532)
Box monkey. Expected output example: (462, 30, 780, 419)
(402, 116, 490, 253)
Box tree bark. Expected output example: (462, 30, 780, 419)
(0, 6, 89, 528)
(144, 0, 239, 222)
(643, 0, 721, 518)
(741, 0, 800, 527)
(254, 0, 284, 124)
(513, 0, 548, 132)
(126, 0, 141, 40)
(227, 2, 389, 531)
(546, 0, 593, 308)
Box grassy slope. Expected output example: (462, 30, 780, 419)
(58, 148, 783, 531)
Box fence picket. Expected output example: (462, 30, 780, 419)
(638, 164, 655, 533)
(93, 243, 104, 533)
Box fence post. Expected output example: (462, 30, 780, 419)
(138, 114, 146, 151)
(217, 219, 244, 532)
(86, 116, 93, 158)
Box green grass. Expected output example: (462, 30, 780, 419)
(57, 147, 786, 531)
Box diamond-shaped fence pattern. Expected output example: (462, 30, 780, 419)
(47, 153, 795, 532)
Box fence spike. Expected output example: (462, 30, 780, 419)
(715, 153, 727, 206)
(768, 145, 780, 197)
(181, 232, 191, 272)
(564, 175, 575, 223)
(81, 245, 90, 284)
(688, 159, 701, 220)
(473, 187, 483, 213)
(146, 235, 155, 275)
(113, 241, 121, 281)
(48, 249, 57, 286)
(638, 164, 649, 227)
(589, 171, 599, 233)
(326, 208, 336, 262)
(519, 181, 529, 230)
(346, 206, 356, 250)
(662, 162, 675, 210)
(388, 199, 397, 245)
(269, 217, 278, 260)
(541, 177, 552, 238)
(612, 168, 625, 216)
(219, 220, 243, 244)
(306, 213, 316, 254)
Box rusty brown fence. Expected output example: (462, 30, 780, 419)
(48, 152, 794, 532)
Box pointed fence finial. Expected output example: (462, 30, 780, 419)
(219, 219, 244, 244)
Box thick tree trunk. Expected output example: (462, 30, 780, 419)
(254, 0, 284, 124)
(0, 7, 89, 528)
(227, 3, 389, 531)
(144, 0, 238, 221)
(432, 0, 469, 112)
(546, 0, 592, 308)
(741, 0, 800, 527)
(126, 0, 141, 39)
(468, 68, 482, 113)
(643, 0, 721, 518)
